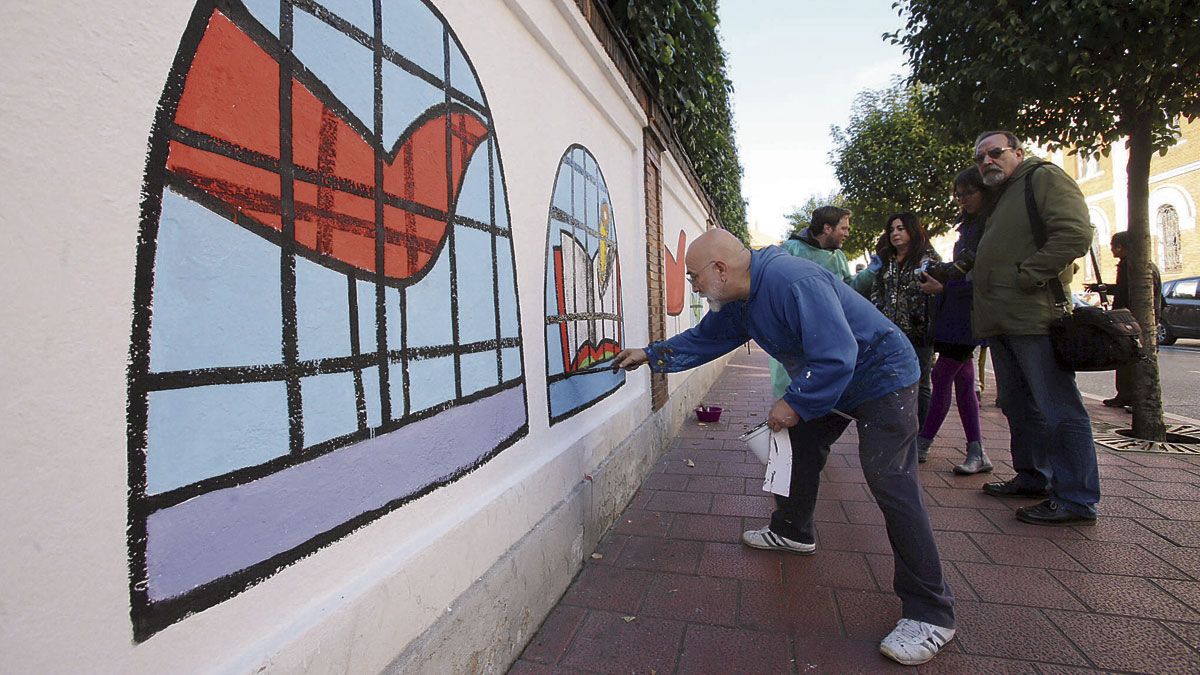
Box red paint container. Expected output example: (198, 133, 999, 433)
(695, 405, 723, 423)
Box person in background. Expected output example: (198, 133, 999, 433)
(612, 229, 956, 666)
(1084, 230, 1162, 409)
(916, 169, 992, 474)
(971, 130, 1099, 526)
(855, 212, 940, 448)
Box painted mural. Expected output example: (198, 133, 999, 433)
(664, 230, 687, 317)
(126, 0, 525, 640)
(543, 145, 625, 424)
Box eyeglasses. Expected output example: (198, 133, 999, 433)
(974, 146, 1014, 164)
(953, 189, 979, 200)
(686, 260, 717, 285)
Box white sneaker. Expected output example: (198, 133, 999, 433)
(740, 526, 815, 555)
(879, 618, 955, 665)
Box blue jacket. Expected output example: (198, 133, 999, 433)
(645, 246, 918, 421)
(933, 216, 984, 347)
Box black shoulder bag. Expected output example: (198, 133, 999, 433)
(1025, 165, 1142, 371)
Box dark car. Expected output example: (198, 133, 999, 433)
(1159, 275, 1200, 345)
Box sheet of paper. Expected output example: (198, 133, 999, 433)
(761, 427, 793, 497)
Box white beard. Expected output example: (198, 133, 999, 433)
(704, 296, 724, 312)
(981, 168, 1006, 186)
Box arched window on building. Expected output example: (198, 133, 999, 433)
(1159, 204, 1183, 273)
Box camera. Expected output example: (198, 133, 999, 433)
(915, 252, 975, 283)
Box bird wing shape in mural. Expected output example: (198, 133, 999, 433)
(554, 230, 621, 372)
(165, 10, 487, 282)
(664, 229, 687, 316)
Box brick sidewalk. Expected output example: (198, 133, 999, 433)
(513, 343, 1200, 674)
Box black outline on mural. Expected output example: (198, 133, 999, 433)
(127, 0, 528, 641)
(541, 144, 626, 426)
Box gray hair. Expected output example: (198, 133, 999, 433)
(974, 130, 1022, 150)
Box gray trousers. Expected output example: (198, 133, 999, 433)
(770, 385, 955, 628)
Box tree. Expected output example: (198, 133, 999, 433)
(609, 0, 749, 242)
(830, 81, 975, 258)
(889, 1, 1200, 440)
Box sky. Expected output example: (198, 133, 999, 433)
(717, 1, 911, 240)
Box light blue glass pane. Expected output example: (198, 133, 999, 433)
(382, 59, 445, 153)
(295, 255, 352, 360)
(318, 0, 375, 36)
(496, 239, 518, 339)
(361, 365, 381, 428)
(460, 350, 498, 396)
(405, 243, 453, 348)
(492, 144, 510, 231)
(356, 279, 377, 356)
(146, 381, 289, 494)
(385, 286, 403, 352)
(302, 371, 359, 446)
(454, 225, 495, 344)
(241, 0, 280, 37)
(408, 356, 455, 412)
(545, 323, 565, 377)
(551, 162, 574, 215)
(453, 137, 492, 224)
(293, 9, 375, 131)
(448, 37, 482, 104)
(382, 0, 445, 80)
(149, 188, 282, 372)
(501, 346, 522, 381)
(549, 369, 624, 422)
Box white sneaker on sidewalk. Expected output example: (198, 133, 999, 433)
(740, 526, 815, 555)
(879, 618, 955, 665)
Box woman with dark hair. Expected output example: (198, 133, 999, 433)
(856, 212, 940, 445)
(915, 169, 993, 474)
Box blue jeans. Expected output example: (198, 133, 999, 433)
(989, 335, 1100, 517)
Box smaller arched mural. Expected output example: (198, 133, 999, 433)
(664, 230, 687, 316)
(543, 145, 625, 424)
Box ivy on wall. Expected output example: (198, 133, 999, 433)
(609, 0, 748, 242)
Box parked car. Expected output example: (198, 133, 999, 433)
(1160, 275, 1200, 345)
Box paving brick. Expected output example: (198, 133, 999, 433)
(639, 572, 738, 627)
(840, 499, 887, 526)
(1045, 610, 1200, 673)
(661, 458, 721, 475)
(1131, 496, 1200, 520)
(507, 659, 579, 674)
(676, 624, 792, 674)
(816, 482, 873, 502)
(1052, 570, 1199, 621)
(645, 490, 713, 515)
(1124, 465, 1200, 482)
(915, 652, 1040, 674)
(1073, 515, 1171, 546)
(952, 601, 1088, 665)
(641, 472, 689, 492)
(558, 611, 685, 674)
(977, 507, 1088, 540)
(590, 533, 629, 565)
(781, 549, 879, 591)
(1141, 518, 1200, 547)
(1141, 540, 1200, 580)
(1163, 620, 1200, 651)
(1152, 577, 1200, 614)
(954, 562, 1085, 610)
(667, 513, 743, 543)
(696, 542, 782, 582)
(835, 589, 903, 641)
(923, 485, 1012, 511)
(719, 461, 770, 478)
(611, 509, 674, 538)
(864, 555, 979, 602)
(736, 581, 841, 637)
(1126, 479, 1200, 500)
(1093, 478, 1154, 498)
(968, 533, 1085, 570)
(709, 493, 774, 518)
(823, 466, 867, 483)
(814, 522, 894, 555)
(927, 506, 1003, 533)
(790, 634, 911, 674)
(684, 474, 746, 494)
(1095, 495, 1164, 519)
(813, 499, 848, 522)
(519, 604, 587, 665)
(1055, 538, 1189, 578)
(560, 564, 653, 614)
(615, 535, 704, 574)
(930, 530, 990, 563)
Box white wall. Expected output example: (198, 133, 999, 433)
(0, 0, 723, 672)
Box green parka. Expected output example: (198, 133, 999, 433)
(971, 158, 1093, 338)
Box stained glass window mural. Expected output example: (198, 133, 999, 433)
(544, 146, 625, 424)
(126, 0, 525, 640)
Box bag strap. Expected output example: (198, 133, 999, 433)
(1023, 163, 1069, 306)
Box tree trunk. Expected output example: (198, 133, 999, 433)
(1125, 113, 1167, 440)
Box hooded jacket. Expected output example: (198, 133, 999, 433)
(781, 229, 853, 282)
(644, 246, 918, 421)
(971, 158, 1093, 337)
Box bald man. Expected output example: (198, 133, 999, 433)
(614, 230, 955, 666)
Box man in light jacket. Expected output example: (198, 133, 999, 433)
(971, 130, 1100, 526)
(613, 229, 955, 666)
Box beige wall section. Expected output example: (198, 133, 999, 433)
(0, 0, 725, 672)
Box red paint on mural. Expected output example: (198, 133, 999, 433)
(165, 10, 488, 281)
(664, 230, 687, 316)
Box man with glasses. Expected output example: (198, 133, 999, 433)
(612, 229, 956, 665)
(970, 130, 1100, 526)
